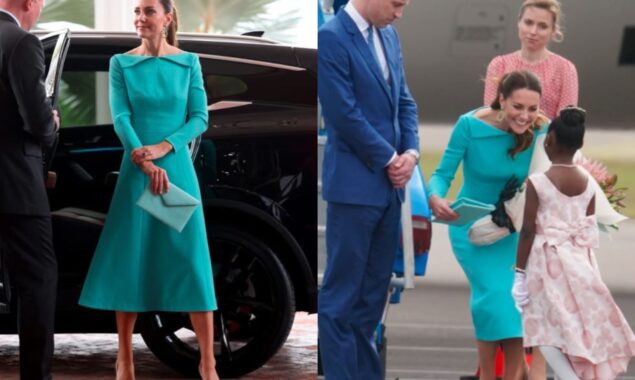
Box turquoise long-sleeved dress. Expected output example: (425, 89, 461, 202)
(428, 109, 545, 341)
(79, 53, 217, 312)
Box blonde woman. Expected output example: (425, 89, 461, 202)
(484, 0, 578, 120)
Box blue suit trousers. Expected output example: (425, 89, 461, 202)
(318, 193, 401, 380)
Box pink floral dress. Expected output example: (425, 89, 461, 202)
(523, 172, 635, 379)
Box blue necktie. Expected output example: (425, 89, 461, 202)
(368, 26, 389, 84)
(367, 26, 381, 68)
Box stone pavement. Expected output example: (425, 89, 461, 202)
(0, 313, 317, 380)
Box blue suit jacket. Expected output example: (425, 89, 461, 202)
(319, 10, 419, 207)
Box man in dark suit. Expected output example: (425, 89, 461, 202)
(318, 0, 418, 378)
(0, 0, 60, 379)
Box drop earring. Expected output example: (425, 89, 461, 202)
(496, 109, 506, 122)
(162, 26, 168, 38)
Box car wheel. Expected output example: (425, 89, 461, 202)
(139, 225, 296, 378)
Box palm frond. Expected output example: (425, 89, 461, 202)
(40, 0, 94, 28)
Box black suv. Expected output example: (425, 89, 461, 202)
(0, 30, 316, 379)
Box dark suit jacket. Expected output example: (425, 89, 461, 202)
(0, 11, 56, 215)
(319, 10, 419, 207)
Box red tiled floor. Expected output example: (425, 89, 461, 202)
(0, 313, 317, 379)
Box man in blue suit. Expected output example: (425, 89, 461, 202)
(318, 0, 418, 378)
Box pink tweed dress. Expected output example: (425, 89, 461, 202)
(523, 173, 635, 380)
(484, 51, 578, 120)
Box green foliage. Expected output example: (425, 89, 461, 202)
(38, 0, 301, 43)
(58, 73, 96, 128)
(175, 0, 301, 43)
(40, 0, 94, 28)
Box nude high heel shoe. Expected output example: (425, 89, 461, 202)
(116, 360, 135, 380)
(199, 364, 219, 380)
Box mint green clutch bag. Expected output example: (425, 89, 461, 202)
(432, 197, 495, 226)
(136, 183, 200, 232)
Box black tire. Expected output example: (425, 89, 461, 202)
(139, 225, 296, 379)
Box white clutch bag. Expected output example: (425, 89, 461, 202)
(468, 214, 510, 246)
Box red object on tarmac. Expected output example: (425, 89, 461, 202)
(473, 347, 533, 378)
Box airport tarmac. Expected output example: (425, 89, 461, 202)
(384, 283, 635, 380)
(318, 125, 635, 379)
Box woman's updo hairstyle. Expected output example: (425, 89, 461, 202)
(491, 70, 547, 158)
(490, 70, 542, 111)
(548, 106, 586, 151)
(158, 0, 179, 47)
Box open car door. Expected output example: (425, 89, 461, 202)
(39, 29, 71, 172)
(40, 29, 71, 107)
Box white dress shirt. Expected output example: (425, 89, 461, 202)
(344, 2, 389, 82)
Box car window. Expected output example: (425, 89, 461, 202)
(204, 75, 248, 99)
(58, 50, 316, 130)
(199, 58, 315, 107)
(58, 71, 112, 128)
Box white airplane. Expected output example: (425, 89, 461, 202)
(321, 0, 635, 128)
(394, 0, 635, 128)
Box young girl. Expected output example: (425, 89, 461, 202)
(513, 107, 635, 379)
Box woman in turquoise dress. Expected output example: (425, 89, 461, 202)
(428, 70, 548, 379)
(78, 1, 218, 379)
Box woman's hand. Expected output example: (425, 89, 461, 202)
(131, 141, 173, 165)
(429, 195, 459, 221)
(139, 161, 170, 195)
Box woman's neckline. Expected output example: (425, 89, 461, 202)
(515, 50, 553, 66)
(122, 52, 189, 58)
(470, 107, 509, 133)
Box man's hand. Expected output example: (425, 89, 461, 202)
(387, 153, 417, 188)
(139, 161, 170, 194)
(52, 109, 60, 131)
(131, 141, 173, 165)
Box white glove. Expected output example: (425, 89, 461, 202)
(511, 271, 529, 313)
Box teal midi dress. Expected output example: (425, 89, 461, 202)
(79, 53, 217, 312)
(428, 109, 545, 341)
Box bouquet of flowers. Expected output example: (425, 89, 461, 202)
(574, 155, 627, 213)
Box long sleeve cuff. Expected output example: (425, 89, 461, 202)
(404, 149, 420, 161)
(385, 151, 398, 167)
